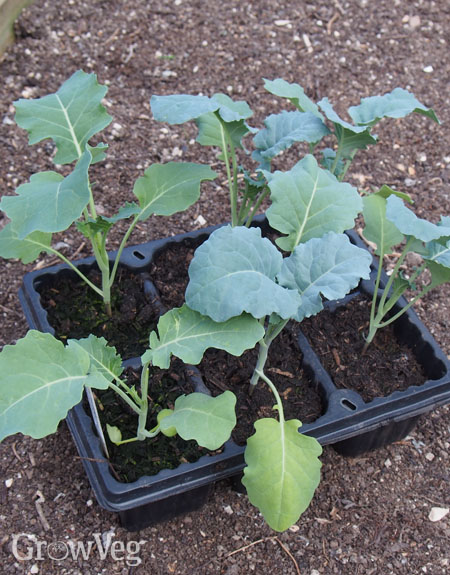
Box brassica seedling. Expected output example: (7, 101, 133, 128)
(140, 151, 373, 530)
(362, 185, 450, 350)
(151, 79, 438, 228)
(0, 313, 264, 449)
(0, 70, 217, 315)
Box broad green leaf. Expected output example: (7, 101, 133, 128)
(263, 78, 323, 119)
(185, 225, 302, 322)
(242, 418, 322, 532)
(348, 87, 440, 126)
(362, 193, 404, 256)
(0, 331, 109, 441)
(386, 196, 450, 242)
(318, 98, 377, 156)
(159, 391, 236, 450)
(143, 304, 265, 369)
(133, 162, 217, 220)
(150, 94, 219, 124)
(266, 155, 362, 251)
(1, 150, 92, 238)
(277, 233, 372, 321)
(212, 93, 253, 122)
(196, 113, 251, 154)
(427, 260, 450, 287)
(14, 70, 112, 164)
(252, 111, 329, 162)
(318, 97, 371, 133)
(333, 123, 378, 156)
(0, 222, 51, 264)
(73, 335, 123, 386)
(420, 238, 450, 268)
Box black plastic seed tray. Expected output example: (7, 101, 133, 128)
(18, 221, 450, 529)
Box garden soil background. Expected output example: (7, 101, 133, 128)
(0, 0, 449, 573)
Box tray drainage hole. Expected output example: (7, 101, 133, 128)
(133, 250, 145, 261)
(340, 398, 357, 411)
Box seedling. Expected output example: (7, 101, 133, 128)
(151, 78, 439, 228)
(142, 151, 374, 529)
(0, 70, 216, 315)
(0, 324, 250, 451)
(362, 185, 450, 350)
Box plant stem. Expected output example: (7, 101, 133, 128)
(109, 214, 140, 287)
(44, 246, 104, 297)
(216, 115, 238, 226)
(245, 187, 270, 227)
(249, 318, 289, 393)
(255, 370, 285, 425)
(137, 362, 150, 440)
(107, 380, 141, 415)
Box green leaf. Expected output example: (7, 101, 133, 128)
(266, 155, 362, 251)
(277, 233, 372, 321)
(73, 335, 123, 386)
(0, 331, 109, 441)
(242, 418, 322, 532)
(362, 193, 404, 256)
(14, 70, 112, 164)
(252, 111, 329, 163)
(318, 98, 377, 156)
(102, 202, 140, 223)
(320, 148, 345, 174)
(133, 162, 217, 220)
(143, 304, 265, 369)
(185, 225, 302, 322)
(159, 391, 236, 450)
(212, 93, 253, 122)
(195, 113, 251, 154)
(376, 184, 413, 204)
(87, 142, 109, 164)
(1, 150, 92, 238)
(420, 238, 450, 268)
(348, 87, 440, 126)
(386, 196, 450, 242)
(427, 260, 450, 287)
(76, 217, 113, 238)
(106, 424, 123, 444)
(150, 94, 219, 124)
(0, 222, 51, 264)
(263, 78, 323, 119)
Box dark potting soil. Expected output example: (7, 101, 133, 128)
(91, 361, 215, 483)
(149, 237, 201, 309)
(300, 294, 427, 402)
(199, 322, 323, 445)
(38, 266, 161, 358)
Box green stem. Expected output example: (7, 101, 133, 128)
(216, 115, 237, 226)
(330, 145, 343, 176)
(137, 363, 151, 441)
(255, 370, 285, 425)
(376, 237, 414, 316)
(44, 246, 104, 297)
(249, 318, 289, 392)
(108, 380, 141, 415)
(377, 284, 435, 329)
(245, 187, 270, 228)
(109, 214, 141, 287)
